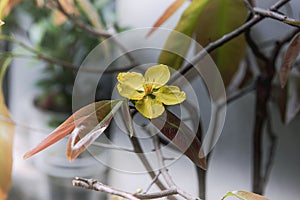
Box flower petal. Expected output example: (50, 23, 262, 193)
(117, 72, 145, 91)
(154, 86, 186, 105)
(144, 64, 170, 87)
(117, 84, 145, 100)
(135, 96, 165, 119)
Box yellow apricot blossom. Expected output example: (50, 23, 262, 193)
(117, 64, 186, 119)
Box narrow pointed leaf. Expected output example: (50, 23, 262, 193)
(0, 56, 14, 200)
(159, 0, 210, 69)
(195, 0, 248, 86)
(152, 110, 206, 169)
(285, 75, 300, 124)
(273, 75, 300, 124)
(222, 190, 268, 200)
(66, 100, 123, 161)
(279, 32, 300, 88)
(24, 100, 122, 160)
(121, 101, 134, 137)
(147, 0, 185, 37)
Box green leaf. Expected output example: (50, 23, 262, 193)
(222, 190, 268, 200)
(195, 0, 248, 86)
(158, 0, 210, 70)
(152, 110, 206, 169)
(0, 56, 14, 200)
(279, 32, 300, 88)
(24, 100, 123, 161)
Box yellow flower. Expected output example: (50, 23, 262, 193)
(117, 64, 186, 119)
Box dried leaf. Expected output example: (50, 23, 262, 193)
(67, 100, 123, 161)
(195, 0, 248, 86)
(222, 190, 268, 200)
(152, 110, 206, 169)
(24, 100, 123, 160)
(147, 0, 185, 37)
(279, 32, 300, 88)
(0, 56, 14, 200)
(159, 0, 210, 70)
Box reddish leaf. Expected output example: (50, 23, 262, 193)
(24, 100, 123, 160)
(222, 190, 268, 200)
(152, 110, 206, 169)
(146, 0, 185, 37)
(67, 100, 123, 161)
(280, 32, 300, 88)
(273, 75, 300, 124)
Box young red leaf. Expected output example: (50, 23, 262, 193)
(152, 110, 206, 169)
(24, 100, 123, 160)
(66, 100, 123, 161)
(280, 32, 300, 88)
(222, 190, 268, 200)
(146, 0, 185, 37)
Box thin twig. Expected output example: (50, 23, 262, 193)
(91, 142, 135, 152)
(0, 35, 135, 73)
(153, 136, 200, 200)
(171, 0, 291, 82)
(72, 177, 179, 199)
(53, 0, 112, 38)
(130, 136, 170, 194)
(253, 7, 300, 27)
(54, 0, 138, 65)
(144, 171, 162, 194)
(262, 108, 278, 190)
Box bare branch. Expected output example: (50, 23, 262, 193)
(253, 7, 300, 27)
(72, 177, 179, 199)
(171, 0, 291, 82)
(53, 0, 138, 65)
(129, 136, 170, 194)
(153, 136, 201, 200)
(53, 0, 112, 38)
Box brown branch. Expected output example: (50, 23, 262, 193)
(153, 136, 200, 200)
(53, 0, 112, 38)
(262, 109, 278, 190)
(251, 28, 299, 194)
(253, 7, 300, 27)
(171, 0, 291, 82)
(53, 0, 138, 65)
(129, 136, 171, 195)
(72, 177, 178, 200)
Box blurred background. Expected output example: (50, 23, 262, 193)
(1, 0, 300, 199)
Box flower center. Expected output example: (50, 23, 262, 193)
(143, 83, 153, 95)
